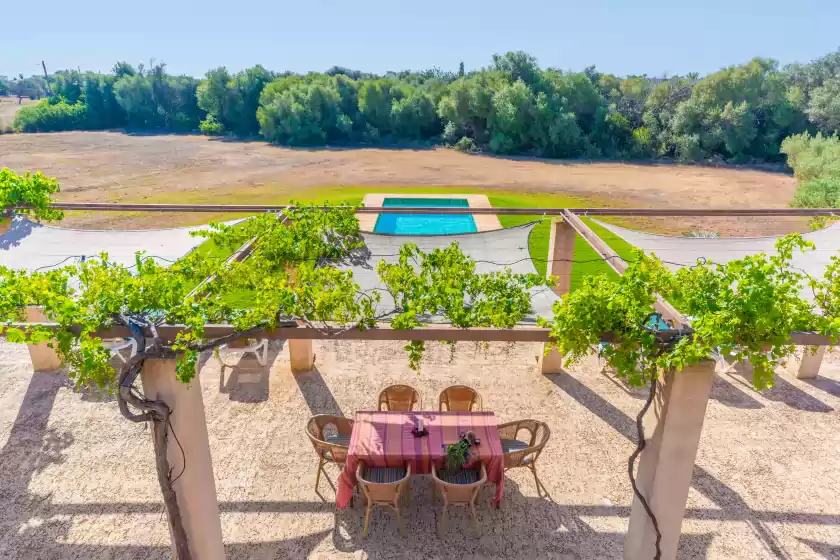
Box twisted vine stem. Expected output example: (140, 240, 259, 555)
(627, 370, 663, 560)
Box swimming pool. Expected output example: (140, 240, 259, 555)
(373, 198, 477, 235)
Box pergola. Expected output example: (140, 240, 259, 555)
(4, 203, 836, 560)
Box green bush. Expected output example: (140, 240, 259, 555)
(781, 132, 840, 182)
(199, 116, 225, 135)
(454, 137, 477, 153)
(783, 132, 840, 208)
(13, 100, 89, 132)
(791, 177, 840, 208)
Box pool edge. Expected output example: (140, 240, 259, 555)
(358, 193, 502, 233)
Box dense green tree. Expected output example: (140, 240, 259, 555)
(493, 51, 542, 89)
(112, 64, 203, 130)
(806, 81, 840, 133)
(358, 79, 404, 134)
(197, 65, 273, 135)
(390, 89, 439, 139)
(8, 49, 840, 165)
(257, 76, 350, 144)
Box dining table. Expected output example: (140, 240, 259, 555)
(335, 410, 505, 510)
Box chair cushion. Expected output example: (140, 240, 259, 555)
(325, 435, 351, 446)
(363, 467, 407, 484)
(437, 468, 480, 484)
(501, 439, 530, 453)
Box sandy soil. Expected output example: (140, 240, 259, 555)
(0, 131, 802, 236)
(1, 340, 838, 559)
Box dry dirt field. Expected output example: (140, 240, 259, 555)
(0, 95, 31, 131)
(0, 97, 36, 131)
(1, 340, 839, 559)
(0, 131, 801, 235)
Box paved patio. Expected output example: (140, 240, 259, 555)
(595, 219, 840, 280)
(1, 339, 839, 559)
(341, 224, 559, 320)
(0, 217, 217, 272)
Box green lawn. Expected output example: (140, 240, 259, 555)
(189, 187, 639, 298)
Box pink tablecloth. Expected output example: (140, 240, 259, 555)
(336, 411, 505, 509)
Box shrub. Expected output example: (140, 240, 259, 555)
(781, 132, 840, 183)
(454, 137, 477, 153)
(791, 177, 840, 208)
(199, 116, 225, 135)
(13, 100, 89, 132)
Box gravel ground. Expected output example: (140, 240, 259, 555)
(1, 339, 839, 559)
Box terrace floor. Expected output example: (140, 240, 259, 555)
(1, 339, 839, 559)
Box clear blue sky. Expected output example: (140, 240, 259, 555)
(3, 0, 839, 79)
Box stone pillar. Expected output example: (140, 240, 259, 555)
(624, 360, 715, 560)
(786, 346, 825, 379)
(140, 359, 225, 560)
(25, 307, 62, 372)
(539, 344, 564, 374)
(546, 219, 576, 297)
(289, 339, 315, 373)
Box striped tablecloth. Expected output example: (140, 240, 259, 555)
(336, 411, 505, 509)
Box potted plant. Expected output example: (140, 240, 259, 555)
(444, 431, 479, 471)
(0, 168, 64, 235)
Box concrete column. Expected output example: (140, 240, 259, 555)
(786, 346, 825, 379)
(539, 344, 565, 374)
(25, 307, 62, 372)
(541, 219, 574, 374)
(289, 339, 315, 373)
(624, 360, 715, 560)
(140, 359, 224, 560)
(546, 219, 576, 297)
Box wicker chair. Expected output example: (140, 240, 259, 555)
(431, 462, 487, 536)
(497, 419, 550, 496)
(378, 384, 422, 411)
(356, 461, 412, 537)
(305, 415, 354, 494)
(438, 385, 483, 412)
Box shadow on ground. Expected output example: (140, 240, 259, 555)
(217, 340, 284, 403)
(545, 369, 840, 560)
(0, 218, 38, 251)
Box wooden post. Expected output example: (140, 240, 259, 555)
(786, 346, 825, 379)
(624, 360, 715, 560)
(546, 218, 575, 297)
(25, 307, 62, 372)
(140, 359, 225, 560)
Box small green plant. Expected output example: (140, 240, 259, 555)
(0, 168, 64, 223)
(683, 231, 720, 238)
(454, 136, 477, 153)
(445, 439, 471, 471)
(199, 115, 225, 135)
(809, 215, 830, 231)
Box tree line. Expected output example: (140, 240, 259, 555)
(5, 50, 840, 165)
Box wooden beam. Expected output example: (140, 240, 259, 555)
(17, 202, 840, 216)
(185, 236, 258, 300)
(561, 210, 687, 329)
(1, 322, 833, 346)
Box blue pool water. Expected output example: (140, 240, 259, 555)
(373, 198, 477, 235)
